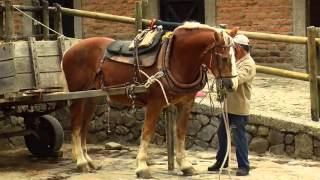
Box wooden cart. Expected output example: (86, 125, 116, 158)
(0, 37, 146, 157)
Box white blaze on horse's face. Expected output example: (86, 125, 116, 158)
(222, 32, 238, 91)
(229, 45, 238, 91)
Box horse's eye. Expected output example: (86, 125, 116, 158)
(222, 57, 228, 63)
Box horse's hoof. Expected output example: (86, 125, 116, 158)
(181, 167, 198, 176)
(136, 169, 152, 179)
(77, 163, 90, 173)
(88, 161, 102, 170)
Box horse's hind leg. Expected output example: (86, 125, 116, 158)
(81, 97, 100, 170)
(135, 101, 163, 179)
(175, 97, 198, 176)
(70, 99, 90, 172)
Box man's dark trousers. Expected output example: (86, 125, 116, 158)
(215, 113, 249, 169)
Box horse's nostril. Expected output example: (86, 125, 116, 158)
(221, 78, 234, 91)
(222, 79, 232, 86)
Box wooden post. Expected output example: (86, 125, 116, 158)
(4, 0, 13, 42)
(0, 9, 3, 39)
(57, 36, 65, 59)
(28, 37, 41, 88)
(53, 3, 63, 37)
(42, 0, 49, 40)
(317, 27, 320, 121)
(165, 106, 175, 171)
(141, 0, 148, 18)
(32, 0, 42, 35)
(135, 1, 142, 34)
(307, 26, 319, 121)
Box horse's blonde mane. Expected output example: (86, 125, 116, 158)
(174, 21, 221, 33)
(174, 21, 233, 46)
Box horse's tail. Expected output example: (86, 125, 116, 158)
(60, 55, 69, 93)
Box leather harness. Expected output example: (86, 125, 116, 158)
(98, 31, 212, 102)
(157, 35, 208, 94)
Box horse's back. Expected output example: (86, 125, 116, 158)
(62, 37, 114, 91)
(64, 37, 114, 61)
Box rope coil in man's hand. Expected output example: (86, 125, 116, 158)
(216, 79, 232, 180)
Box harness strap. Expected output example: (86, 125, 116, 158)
(160, 35, 208, 94)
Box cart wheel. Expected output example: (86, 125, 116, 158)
(24, 115, 64, 157)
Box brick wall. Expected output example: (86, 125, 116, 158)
(81, 0, 295, 64)
(81, 0, 136, 39)
(0, 0, 137, 40)
(216, 0, 293, 65)
(0, 0, 24, 37)
(1, 0, 296, 64)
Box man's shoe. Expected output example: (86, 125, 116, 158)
(236, 167, 249, 176)
(208, 162, 228, 172)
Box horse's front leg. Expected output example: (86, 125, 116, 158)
(175, 97, 198, 176)
(135, 101, 163, 179)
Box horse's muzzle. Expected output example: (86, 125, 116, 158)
(222, 77, 238, 92)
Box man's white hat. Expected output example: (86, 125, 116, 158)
(233, 34, 249, 46)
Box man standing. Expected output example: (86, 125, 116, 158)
(208, 34, 256, 176)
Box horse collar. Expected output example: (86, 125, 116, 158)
(160, 36, 208, 94)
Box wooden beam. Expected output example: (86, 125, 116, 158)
(60, 7, 151, 26)
(317, 27, 320, 121)
(57, 36, 65, 59)
(307, 26, 319, 121)
(135, 1, 143, 34)
(57, 7, 320, 45)
(53, 3, 63, 36)
(4, 0, 13, 42)
(0, 86, 147, 105)
(224, 29, 307, 44)
(256, 65, 310, 81)
(0, 129, 34, 139)
(141, 0, 159, 19)
(28, 37, 41, 88)
(204, 0, 216, 26)
(12, 5, 55, 12)
(73, 0, 83, 39)
(223, 30, 319, 45)
(42, 0, 49, 40)
(0, 10, 3, 39)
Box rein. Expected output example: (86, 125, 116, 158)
(207, 44, 237, 79)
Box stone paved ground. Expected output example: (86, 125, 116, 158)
(0, 73, 318, 180)
(0, 144, 319, 180)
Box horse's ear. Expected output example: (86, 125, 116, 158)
(213, 30, 222, 42)
(229, 27, 239, 38)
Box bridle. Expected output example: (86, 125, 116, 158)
(206, 43, 237, 79)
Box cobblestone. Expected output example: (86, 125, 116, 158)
(0, 144, 319, 180)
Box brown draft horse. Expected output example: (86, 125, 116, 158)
(62, 22, 238, 178)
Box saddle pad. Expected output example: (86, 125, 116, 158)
(105, 49, 159, 67)
(128, 29, 160, 50)
(106, 30, 164, 57)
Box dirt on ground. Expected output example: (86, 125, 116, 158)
(251, 73, 310, 122)
(0, 144, 319, 180)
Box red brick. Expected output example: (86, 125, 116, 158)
(217, 0, 292, 63)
